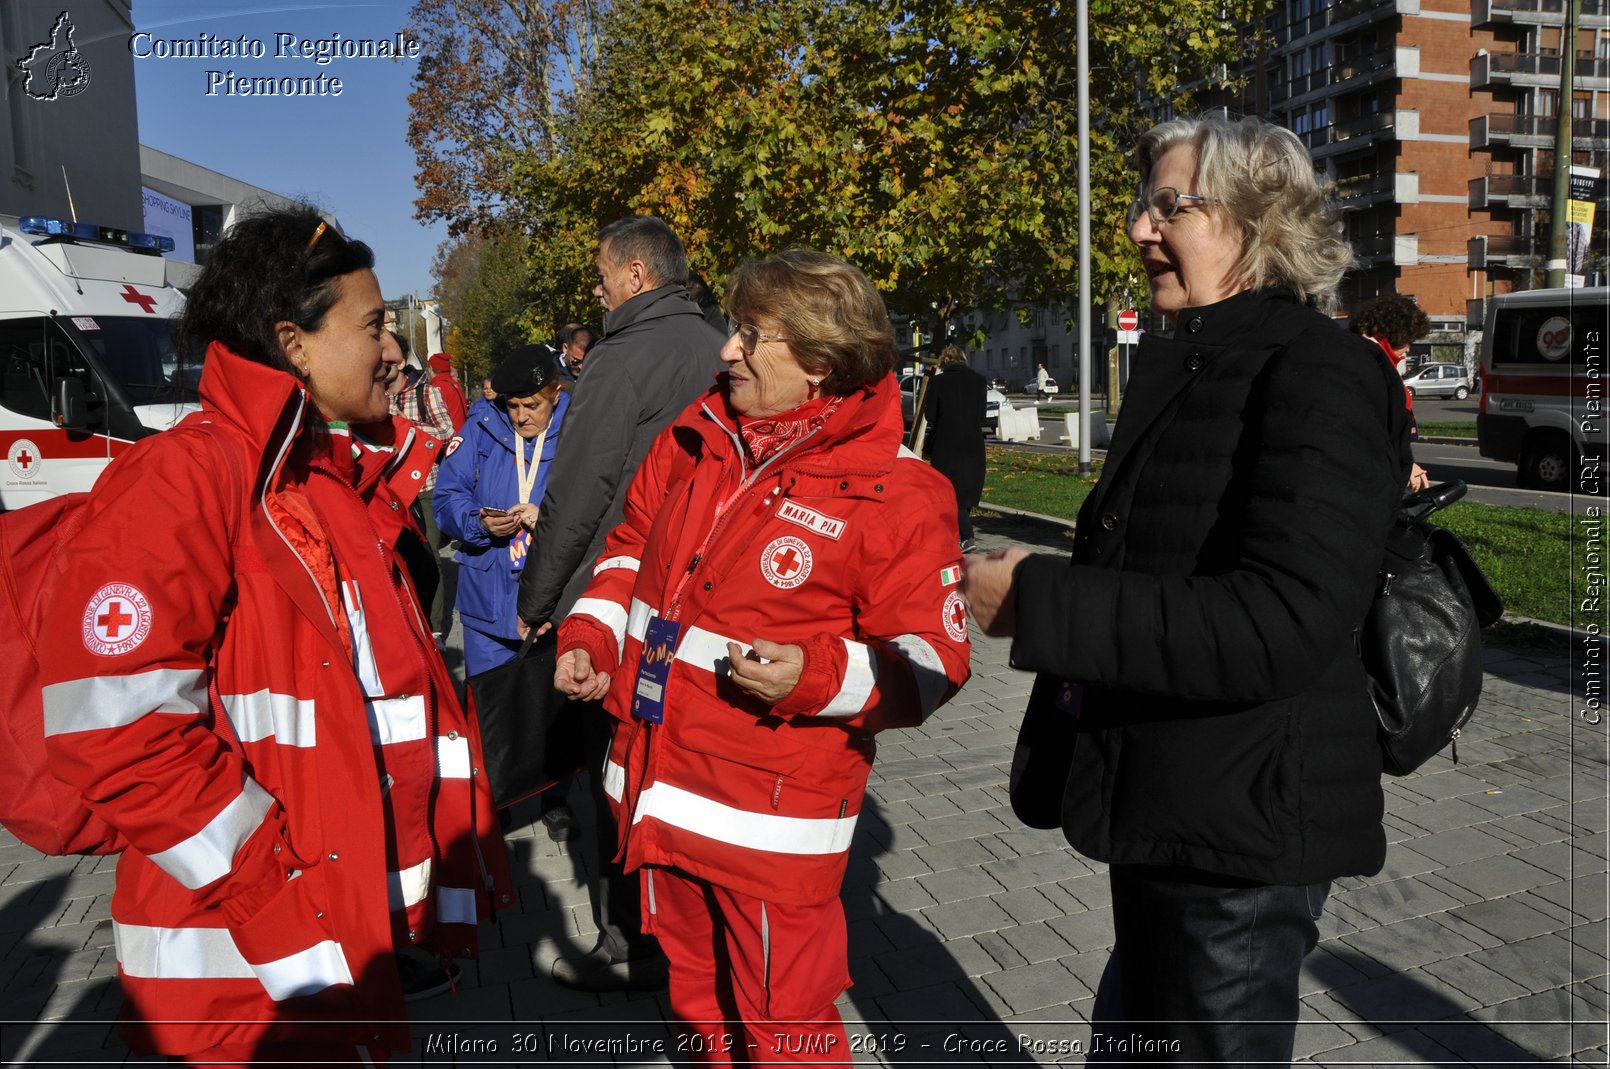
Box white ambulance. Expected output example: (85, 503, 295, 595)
(0, 214, 191, 511)
(1477, 287, 1609, 491)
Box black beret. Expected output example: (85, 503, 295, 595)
(490, 345, 559, 397)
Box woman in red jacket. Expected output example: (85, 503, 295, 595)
(555, 249, 973, 1065)
(37, 207, 511, 1066)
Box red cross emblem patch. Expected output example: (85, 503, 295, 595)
(759, 535, 813, 590)
(943, 590, 969, 642)
(81, 583, 153, 657)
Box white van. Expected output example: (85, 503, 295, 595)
(0, 214, 191, 511)
(1477, 286, 1609, 491)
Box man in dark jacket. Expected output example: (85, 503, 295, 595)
(518, 215, 724, 991)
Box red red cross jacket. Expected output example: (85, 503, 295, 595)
(558, 373, 972, 906)
(35, 344, 512, 1058)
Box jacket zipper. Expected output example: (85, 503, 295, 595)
(308, 464, 453, 906)
(663, 406, 824, 620)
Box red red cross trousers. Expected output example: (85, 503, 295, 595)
(119, 284, 158, 314)
(97, 600, 134, 639)
(771, 546, 802, 578)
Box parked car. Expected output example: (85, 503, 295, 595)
(1402, 363, 1472, 400)
(1021, 378, 1059, 397)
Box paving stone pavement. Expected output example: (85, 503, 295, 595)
(1, 510, 1606, 1067)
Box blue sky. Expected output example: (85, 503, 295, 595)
(133, 2, 447, 298)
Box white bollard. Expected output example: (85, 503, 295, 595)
(1060, 410, 1111, 448)
(996, 406, 1042, 443)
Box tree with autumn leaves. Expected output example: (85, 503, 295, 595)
(409, 0, 1268, 363)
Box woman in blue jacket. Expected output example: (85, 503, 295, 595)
(435, 346, 570, 676)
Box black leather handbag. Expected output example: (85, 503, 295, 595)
(466, 631, 587, 809)
(1361, 481, 1504, 776)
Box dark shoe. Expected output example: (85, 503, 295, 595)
(550, 945, 669, 992)
(396, 952, 461, 1002)
(961, 537, 978, 553)
(540, 803, 575, 842)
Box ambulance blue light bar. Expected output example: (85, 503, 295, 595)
(19, 216, 175, 253)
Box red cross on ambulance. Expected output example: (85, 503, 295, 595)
(119, 284, 158, 314)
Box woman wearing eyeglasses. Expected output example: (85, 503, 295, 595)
(554, 249, 972, 1064)
(35, 206, 512, 1066)
(963, 114, 1410, 1065)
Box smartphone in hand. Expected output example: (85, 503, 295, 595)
(480, 506, 509, 517)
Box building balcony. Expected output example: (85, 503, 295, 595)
(1278, 48, 1400, 111)
(1278, 0, 1411, 45)
(1302, 109, 1405, 159)
(1468, 234, 1544, 269)
(1336, 171, 1397, 208)
(1472, 0, 1610, 30)
(1471, 112, 1610, 151)
(1471, 49, 1610, 91)
(1352, 234, 1397, 264)
(1470, 173, 1552, 209)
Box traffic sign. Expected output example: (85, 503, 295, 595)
(1117, 309, 1139, 331)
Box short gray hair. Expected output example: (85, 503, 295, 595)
(1137, 114, 1354, 314)
(598, 216, 688, 289)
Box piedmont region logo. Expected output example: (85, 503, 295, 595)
(7, 439, 42, 481)
(17, 12, 91, 101)
(759, 536, 813, 590)
(82, 583, 153, 657)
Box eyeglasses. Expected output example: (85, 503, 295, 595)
(728, 322, 790, 355)
(1126, 187, 1217, 228)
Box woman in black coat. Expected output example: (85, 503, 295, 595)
(963, 114, 1410, 1064)
(924, 344, 989, 548)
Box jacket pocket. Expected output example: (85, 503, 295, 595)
(666, 700, 810, 778)
(228, 863, 354, 1001)
(1110, 704, 1292, 860)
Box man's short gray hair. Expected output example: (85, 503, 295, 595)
(598, 216, 689, 289)
(1137, 114, 1354, 315)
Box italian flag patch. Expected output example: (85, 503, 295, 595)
(939, 565, 961, 586)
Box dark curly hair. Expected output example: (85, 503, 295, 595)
(1351, 294, 1429, 349)
(178, 204, 375, 375)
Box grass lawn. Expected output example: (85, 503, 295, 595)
(981, 446, 1573, 627)
(1419, 421, 1476, 439)
(982, 447, 1100, 517)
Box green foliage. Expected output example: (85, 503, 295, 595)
(498, 0, 1271, 329)
(447, 228, 545, 381)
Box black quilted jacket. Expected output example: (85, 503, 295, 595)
(1010, 287, 1411, 883)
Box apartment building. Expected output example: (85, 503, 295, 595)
(1469, 0, 1610, 309)
(1202, 0, 1607, 359)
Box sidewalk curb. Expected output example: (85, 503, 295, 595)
(1496, 612, 1605, 649)
(977, 501, 1077, 530)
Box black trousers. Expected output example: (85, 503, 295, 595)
(583, 705, 658, 960)
(1090, 864, 1329, 1066)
